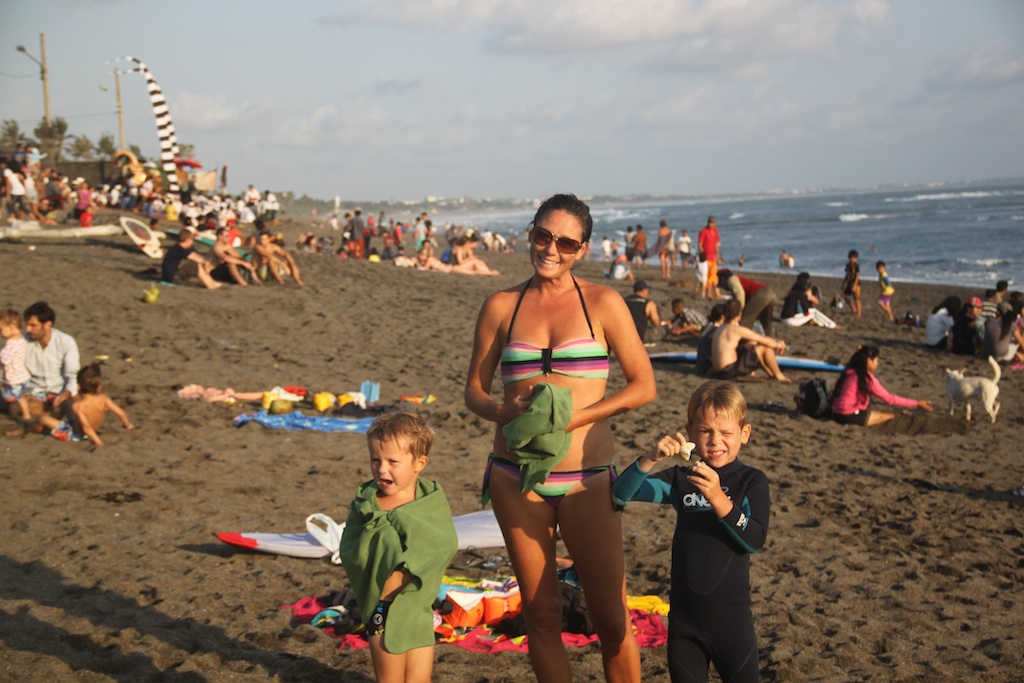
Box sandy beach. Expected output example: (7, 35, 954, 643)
(1, 212, 1022, 682)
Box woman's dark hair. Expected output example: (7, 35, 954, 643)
(841, 344, 880, 396)
(531, 194, 593, 243)
(933, 296, 962, 315)
(791, 272, 812, 293)
(998, 308, 1016, 339)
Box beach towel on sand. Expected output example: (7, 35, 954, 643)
(340, 478, 458, 654)
(234, 411, 376, 433)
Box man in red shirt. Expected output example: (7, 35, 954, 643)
(698, 216, 721, 299)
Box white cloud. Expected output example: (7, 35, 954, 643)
(948, 44, 1024, 88)
(173, 91, 252, 129)
(920, 42, 1024, 104)
(325, 0, 891, 69)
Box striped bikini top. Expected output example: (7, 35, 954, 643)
(500, 276, 610, 384)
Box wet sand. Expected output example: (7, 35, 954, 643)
(1, 214, 1021, 682)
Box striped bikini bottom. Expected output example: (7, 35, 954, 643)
(482, 454, 617, 508)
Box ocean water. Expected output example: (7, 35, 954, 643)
(448, 179, 1024, 289)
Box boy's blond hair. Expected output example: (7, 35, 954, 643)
(0, 308, 22, 328)
(687, 380, 748, 427)
(367, 411, 434, 457)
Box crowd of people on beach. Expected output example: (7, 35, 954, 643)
(1, 144, 509, 288)
(5, 163, 1024, 683)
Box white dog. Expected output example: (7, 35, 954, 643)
(946, 356, 1001, 422)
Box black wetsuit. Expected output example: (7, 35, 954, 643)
(614, 458, 770, 683)
(161, 243, 194, 283)
(624, 294, 650, 339)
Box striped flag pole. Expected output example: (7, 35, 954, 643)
(111, 56, 181, 193)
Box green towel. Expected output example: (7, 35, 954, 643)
(501, 383, 574, 493)
(339, 477, 458, 654)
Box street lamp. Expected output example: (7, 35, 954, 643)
(16, 33, 52, 126)
(98, 69, 126, 153)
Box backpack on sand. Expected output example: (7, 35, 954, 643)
(795, 378, 831, 418)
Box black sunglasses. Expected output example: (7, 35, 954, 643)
(531, 226, 584, 255)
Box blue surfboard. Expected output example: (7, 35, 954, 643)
(649, 351, 844, 373)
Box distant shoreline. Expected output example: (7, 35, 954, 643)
(278, 176, 1024, 221)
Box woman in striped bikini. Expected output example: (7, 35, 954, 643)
(466, 194, 655, 683)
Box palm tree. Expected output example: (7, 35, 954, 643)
(96, 133, 118, 159)
(1, 119, 33, 151)
(66, 134, 96, 161)
(33, 116, 69, 163)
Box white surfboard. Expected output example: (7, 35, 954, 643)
(120, 216, 164, 259)
(0, 219, 123, 239)
(216, 509, 506, 559)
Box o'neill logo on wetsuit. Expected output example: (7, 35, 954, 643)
(682, 486, 731, 512)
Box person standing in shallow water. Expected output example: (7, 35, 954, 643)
(466, 193, 654, 683)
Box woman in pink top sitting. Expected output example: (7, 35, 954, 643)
(831, 345, 934, 426)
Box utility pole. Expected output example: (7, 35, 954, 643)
(114, 68, 126, 152)
(16, 32, 52, 126)
(39, 33, 52, 125)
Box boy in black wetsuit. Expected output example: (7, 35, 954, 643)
(613, 380, 769, 683)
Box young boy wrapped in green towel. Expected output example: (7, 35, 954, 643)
(340, 411, 458, 682)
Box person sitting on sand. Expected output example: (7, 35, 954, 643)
(924, 296, 961, 351)
(35, 363, 134, 445)
(831, 345, 934, 427)
(253, 232, 304, 286)
(779, 272, 842, 329)
(295, 232, 317, 253)
(450, 234, 501, 276)
(982, 302, 1024, 364)
(161, 230, 221, 289)
(711, 299, 790, 382)
(624, 279, 665, 342)
(16, 301, 80, 427)
(979, 289, 1000, 321)
(209, 227, 260, 286)
(414, 243, 452, 272)
(668, 297, 707, 338)
(695, 303, 726, 377)
(951, 298, 983, 356)
(608, 252, 634, 281)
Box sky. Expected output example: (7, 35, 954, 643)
(2, 0, 1022, 202)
